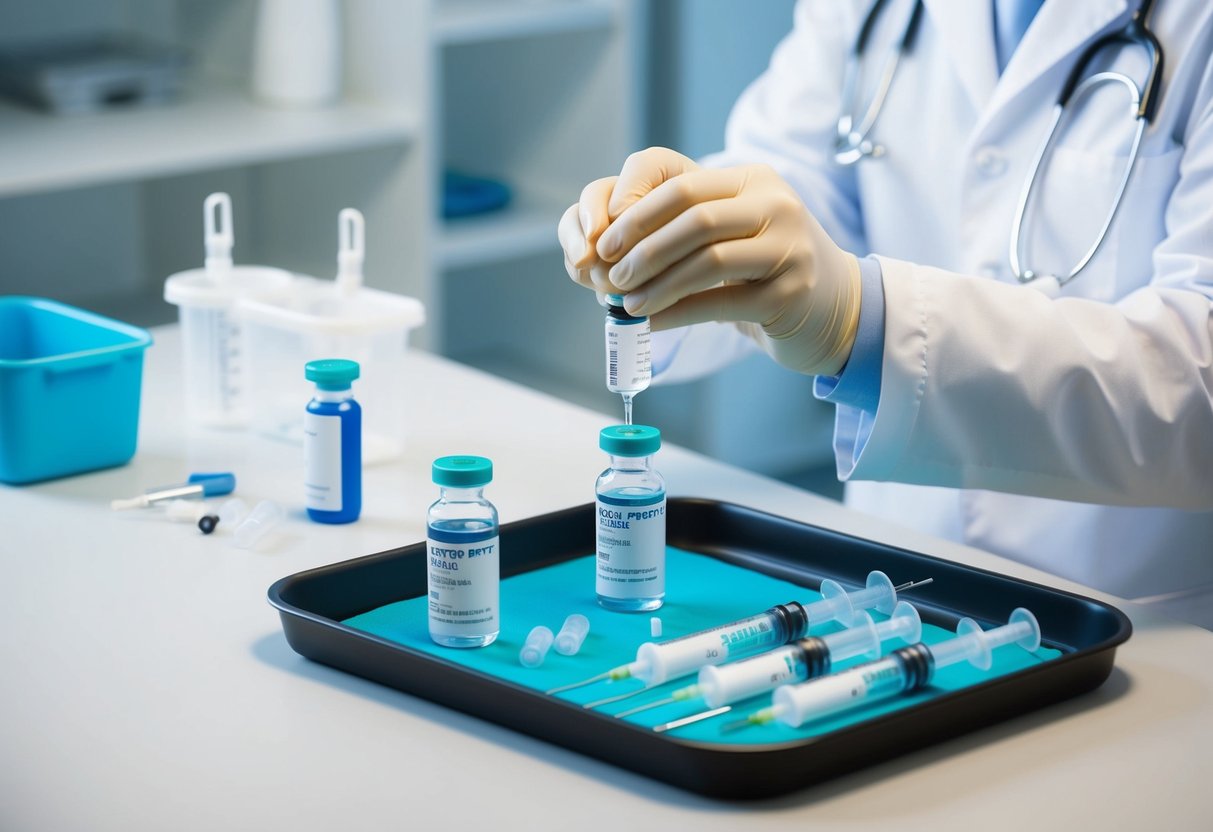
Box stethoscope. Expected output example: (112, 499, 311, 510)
(834, 0, 1164, 288)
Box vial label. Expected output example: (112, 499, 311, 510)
(427, 527, 500, 638)
(303, 412, 342, 512)
(596, 492, 665, 599)
(605, 319, 652, 393)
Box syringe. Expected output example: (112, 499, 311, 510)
(625, 601, 920, 722)
(547, 572, 926, 700)
(725, 608, 1041, 732)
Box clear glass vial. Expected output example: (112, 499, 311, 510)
(304, 358, 361, 524)
(596, 425, 666, 611)
(604, 293, 651, 424)
(427, 455, 500, 648)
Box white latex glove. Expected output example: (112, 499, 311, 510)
(558, 147, 862, 377)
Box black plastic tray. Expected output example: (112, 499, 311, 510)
(268, 498, 1131, 799)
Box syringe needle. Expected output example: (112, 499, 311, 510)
(719, 716, 757, 734)
(894, 578, 934, 592)
(615, 695, 677, 719)
(653, 706, 732, 734)
(583, 687, 647, 709)
(546, 671, 611, 695)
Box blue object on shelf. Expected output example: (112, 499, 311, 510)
(0, 297, 152, 484)
(442, 170, 512, 218)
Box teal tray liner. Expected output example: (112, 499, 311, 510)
(344, 546, 1060, 745)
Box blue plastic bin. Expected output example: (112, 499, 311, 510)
(0, 297, 152, 484)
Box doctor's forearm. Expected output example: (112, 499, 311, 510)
(846, 258, 1213, 509)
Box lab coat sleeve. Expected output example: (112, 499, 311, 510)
(846, 94, 1213, 509)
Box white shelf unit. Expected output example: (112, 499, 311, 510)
(0, 0, 430, 328)
(0, 0, 642, 403)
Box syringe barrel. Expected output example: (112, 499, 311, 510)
(772, 643, 933, 728)
(633, 605, 800, 685)
(772, 655, 907, 727)
(697, 637, 830, 708)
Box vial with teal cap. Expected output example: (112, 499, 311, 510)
(304, 359, 362, 524)
(428, 456, 500, 647)
(596, 425, 665, 611)
(604, 293, 651, 425)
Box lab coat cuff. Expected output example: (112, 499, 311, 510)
(814, 254, 885, 413)
(843, 255, 931, 481)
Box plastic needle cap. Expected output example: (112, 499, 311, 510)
(520, 626, 555, 668)
(554, 614, 590, 656)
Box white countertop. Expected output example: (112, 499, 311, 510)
(3, 326, 1211, 830)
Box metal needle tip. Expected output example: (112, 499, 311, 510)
(894, 577, 934, 592)
(615, 696, 677, 719)
(583, 687, 647, 710)
(719, 716, 757, 734)
(653, 706, 732, 734)
(546, 671, 609, 695)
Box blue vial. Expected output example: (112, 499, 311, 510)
(596, 425, 666, 611)
(427, 456, 500, 648)
(304, 359, 361, 524)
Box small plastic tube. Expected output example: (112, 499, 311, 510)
(219, 498, 248, 527)
(650, 617, 662, 638)
(233, 500, 283, 549)
(520, 626, 555, 668)
(554, 614, 590, 656)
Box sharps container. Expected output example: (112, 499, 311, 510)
(163, 192, 292, 428)
(0, 297, 151, 484)
(240, 208, 425, 464)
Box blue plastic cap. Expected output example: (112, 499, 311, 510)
(606, 294, 626, 307)
(188, 472, 236, 497)
(600, 425, 661, 457)
(432, 455, 493, 487)
(305, 359, 360, 390)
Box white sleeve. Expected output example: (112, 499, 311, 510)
(846, 79, 1213, 508)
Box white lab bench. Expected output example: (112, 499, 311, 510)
(3, 326, 1211, 830)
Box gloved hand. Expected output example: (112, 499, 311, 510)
(557, 147, 862, 377)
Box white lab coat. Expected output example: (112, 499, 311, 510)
(661, 0, 1213, 627)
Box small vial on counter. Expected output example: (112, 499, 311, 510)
(233, 500, 284, 549)
(651, 617, 663, 638)
(596, 425, 666, 612)
(553, 614, 590, 656)
(304, 359, 361, 524)
(427, 456, 500, 648)
(519, 626, 555, 668)
(604, 293, 651, 425)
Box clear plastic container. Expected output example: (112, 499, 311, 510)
(163, 193, 292, 428)
(240, 209, 425, 464)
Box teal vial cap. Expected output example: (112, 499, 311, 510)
(432, 455, 493, 487)
(305, 358, 360, 390)
(600, 425, 661, 457)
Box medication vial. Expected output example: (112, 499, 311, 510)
(427, 456, 500, 648)
(604, 293, 651, 425)
(303, 359, 362, 524)
(596, 425, 665, 611)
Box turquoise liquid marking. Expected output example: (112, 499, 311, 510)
(306, 397, 361, 524)
(597, 486, 664, 505)
(428, 518, 497, 540)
